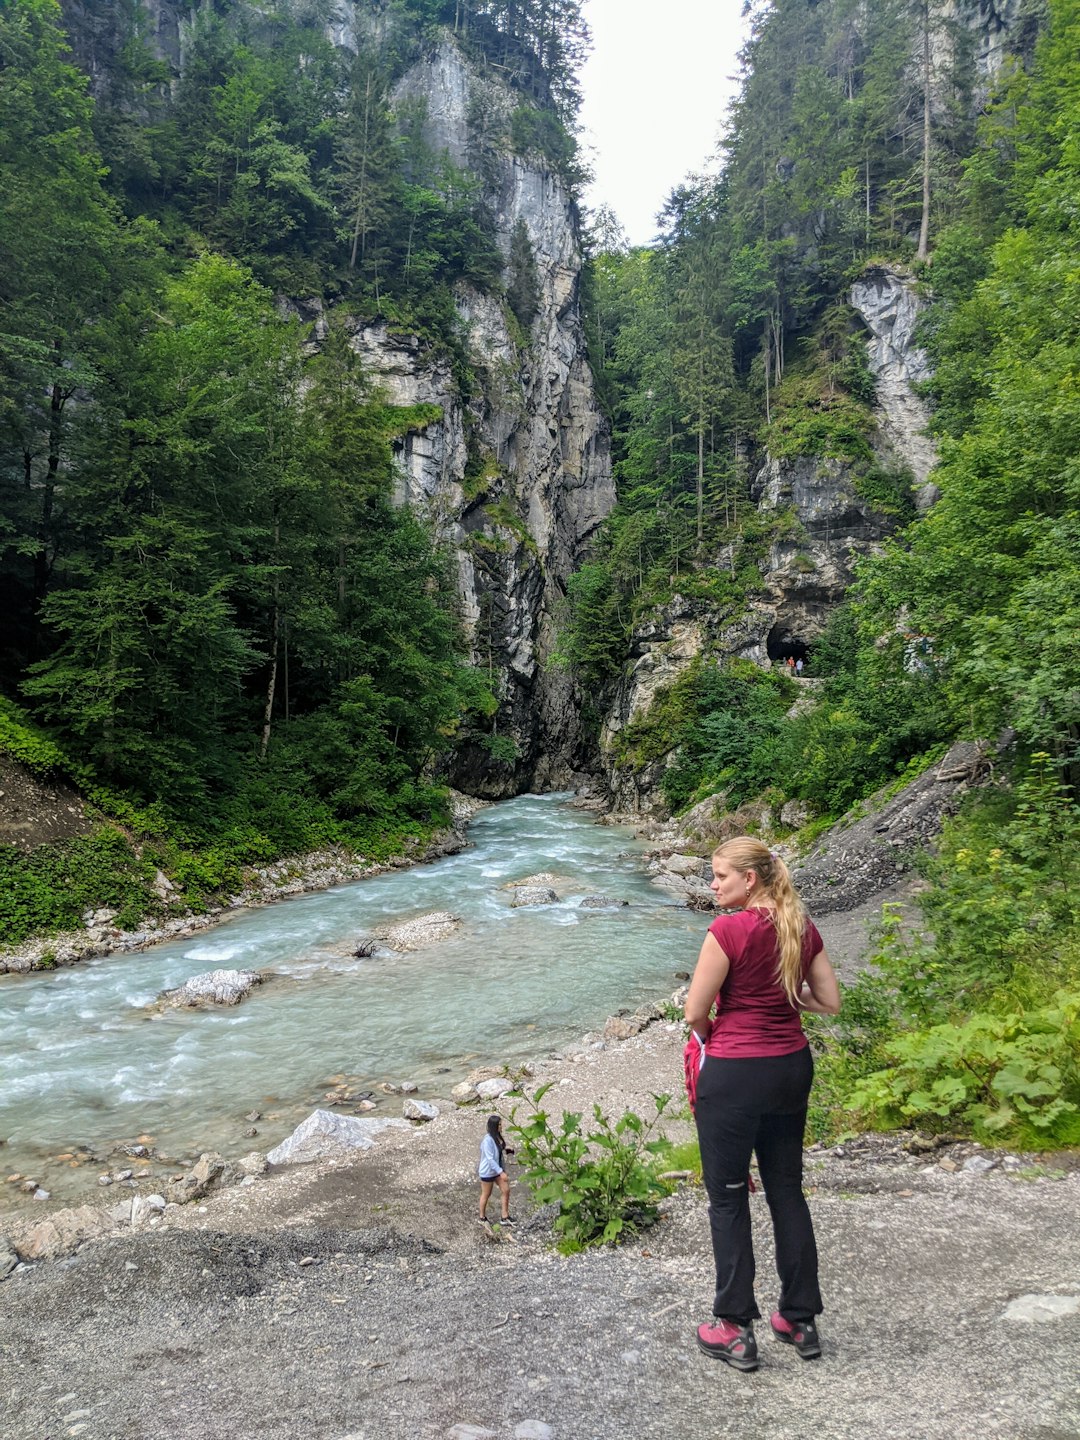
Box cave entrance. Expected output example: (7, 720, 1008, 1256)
(766, 624, 810, 667)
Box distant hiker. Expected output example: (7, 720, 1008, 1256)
(478, 1114, 515, 1224)
(684, 837, 840, 1371)
(786, 655, 795, 671)
(795, 657, 804, 676)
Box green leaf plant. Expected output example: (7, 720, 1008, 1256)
(510, 1086, 673, 1253)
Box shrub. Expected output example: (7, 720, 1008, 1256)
(847, 995, 1080, 1148)
(511, 1086, 674, 1253)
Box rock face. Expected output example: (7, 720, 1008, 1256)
(56, 5, 611, 801)
(851, 265, 938, 507)
(341, 39, 613, 797)
(599, 266, 938, 815)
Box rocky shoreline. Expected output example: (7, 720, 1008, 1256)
(0, 793, 491, 976)
(3, 1011, 1079, 1440)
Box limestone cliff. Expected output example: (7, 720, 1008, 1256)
(341, 38, 613, 796)
(599, 267, 933, 816)
(57, 1, 613, 798)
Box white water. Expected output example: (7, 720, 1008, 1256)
(0, 794, 703, 1210)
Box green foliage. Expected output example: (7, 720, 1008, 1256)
(511, 1086, 674, 1253)
(811, 759, 1080, 1149)
(0, 826, 157, 944)
(655, 661, 797, 813)
(0, 698, 68, 779)
(848, 997, 1080, 1147)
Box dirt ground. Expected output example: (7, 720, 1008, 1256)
(3, 1012, 1080, 1440)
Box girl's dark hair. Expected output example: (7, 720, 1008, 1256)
(486, 1113, 505, 1157)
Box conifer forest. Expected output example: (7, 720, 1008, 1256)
(1, 0, 1079, 1144)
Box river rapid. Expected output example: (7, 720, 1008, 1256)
(0, 794, 706, 1214)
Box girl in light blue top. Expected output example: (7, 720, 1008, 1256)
(478, 1114, 514, 1224)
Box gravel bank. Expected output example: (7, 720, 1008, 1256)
(3, 1020, 1079, 1440)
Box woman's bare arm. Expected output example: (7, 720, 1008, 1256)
(798, 948, 841, 1015)
(684, 931, 730, 1040)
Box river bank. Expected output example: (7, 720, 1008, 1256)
(0, 793, 492, 976)
(3, 1015, 1079, 1440)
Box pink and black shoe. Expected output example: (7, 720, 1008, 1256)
(769, 1311, 821, 1359)
(696, 1317, 759, 1371)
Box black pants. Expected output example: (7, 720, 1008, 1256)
(694, 1046, 822, 1325)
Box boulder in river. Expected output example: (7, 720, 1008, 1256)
(371, 912, 462, 951)
(509, 886, 558, 908)
(579, 895, 629, 909)
(158, 969, 262, 1008)
(265, 1109, 410, 1166)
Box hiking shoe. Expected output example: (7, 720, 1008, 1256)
(769, 1312, 821, 1359)
(696, 1318, 758, 1371)
(498, 1215, 515, 1225)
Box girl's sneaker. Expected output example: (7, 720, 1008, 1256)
(769, 1311, 821, 1359)
(695, 1318, 758, 1370)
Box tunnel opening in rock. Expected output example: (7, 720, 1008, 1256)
(767, 624, 810, 666)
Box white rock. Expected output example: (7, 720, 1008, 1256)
(515, 1424, 555, 1440)
(447, 1428, 498, 1440)
(962, 1155, 996, 1173)
(1002, 1293, 1080, 1323)
(266, 1109, 411, 1165)
(510, 886, 558, 908)
(475, 1077, 513, 1100)
(159, 969, 262, 1008)
(451, 1081, 478, 1103)
(403, 1099, 439, 1121)
(372, 911, 461, 951)
(660, 853, 704, 877)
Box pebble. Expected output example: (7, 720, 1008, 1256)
(962, 1155, 997, 1174)
(446, 1427, 497, 1439)
(1002, 1293, 1080, 1323)
(938, 1157, 958, 1172)
(33, 1187, 51, 1201)
(515, 1423, 555, 1440)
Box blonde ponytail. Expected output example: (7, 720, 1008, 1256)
(712, 837, 808, 1005)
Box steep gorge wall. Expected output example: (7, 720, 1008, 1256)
(600, 266, 933, 815)
(343, 39, 613, 796)
(58, 1, 613, 799)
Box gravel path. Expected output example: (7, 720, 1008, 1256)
(3, 1020, 1079, 1440)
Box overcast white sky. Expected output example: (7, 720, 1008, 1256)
(578, 0, 749, 246)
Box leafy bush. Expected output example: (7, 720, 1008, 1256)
(0, 827, 157, 944)
(847, 996, 1080, 1147)
(511, 1086, 674, 1253)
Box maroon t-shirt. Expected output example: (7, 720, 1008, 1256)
(703, 908, 824, 1058)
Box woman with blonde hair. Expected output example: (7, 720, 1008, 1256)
(684, 837, 840, 1371)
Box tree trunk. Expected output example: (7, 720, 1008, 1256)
(918, 2, 932, 261)
(696, 426, 704, 544)
(349, 71, 374, 271)
(260, 601, 279, 761)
